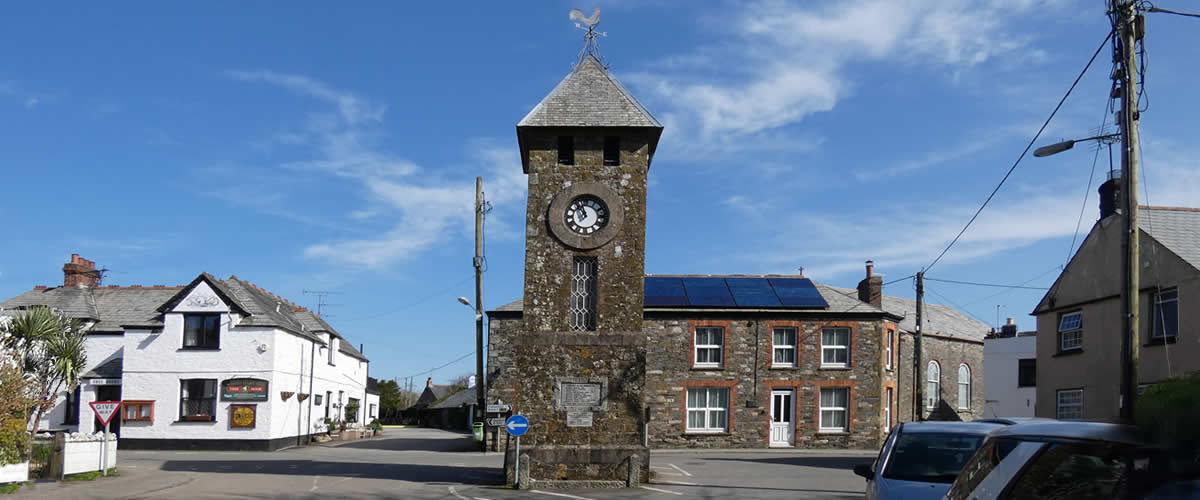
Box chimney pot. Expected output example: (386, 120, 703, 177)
(426, 377, 433, 388)
(865, 260, 874, 278)
(857, 260, 884, 309)
(63, 254, 101, 288)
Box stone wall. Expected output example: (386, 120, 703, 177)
(521, 128, 653, 334)
(643, 313, 888, 450)
(897, 333, 986, 422)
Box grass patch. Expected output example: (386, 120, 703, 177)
(63, 468, 118, 482)
(0, 482, 26, 494)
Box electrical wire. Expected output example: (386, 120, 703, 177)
(339, 274, 476, 323)
(1066, 93, 1115, 267)
(923, 277, 1050, 290)
(924, 30, 1114, 273)
(401, 350, 476, 380)
(959, 265, 1064, 308)
(924, 286, 994, 328)
(1146, 5, 1200, 19)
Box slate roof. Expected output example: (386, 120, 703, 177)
(518, 55, 662, 129)
(431, 387, 477, 409)
(82, 356, 122, 379)
(488, 276, 985, 341)
(1141, 206, 1200, 271)
(0, 273, 370, 354)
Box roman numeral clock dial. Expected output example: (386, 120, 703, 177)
(565, 196, 608, 234)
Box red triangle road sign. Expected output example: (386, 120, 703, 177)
(90, 401, 122, 427)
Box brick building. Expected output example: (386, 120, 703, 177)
(488, 262, 988, 450)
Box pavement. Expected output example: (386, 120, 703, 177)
(8, 428, 875, 499)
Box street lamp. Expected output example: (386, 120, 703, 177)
(1032, 133, 1120, 157)
(457, 295, 486, 450)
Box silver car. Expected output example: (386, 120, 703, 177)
(944, 421, 1199, 499)
(854, 421, 1006, 500)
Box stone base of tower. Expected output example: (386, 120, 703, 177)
(492, 330, 648, 488)
(504, 445, 649, 488)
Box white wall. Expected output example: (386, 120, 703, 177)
(37, 330, 125, 432)
(983, 335, 1037, 418)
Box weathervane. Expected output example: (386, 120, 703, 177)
(570, 7, 607, 67)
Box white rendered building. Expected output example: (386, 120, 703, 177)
(982, 320, 1037, 418)
(1, 255, 376, 450)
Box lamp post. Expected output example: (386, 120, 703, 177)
(458, 296, 485, 450)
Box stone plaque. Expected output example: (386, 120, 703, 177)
(562, 383, 601, 407)
(566, 411, 593, 427)
(553, 377, 608, 411)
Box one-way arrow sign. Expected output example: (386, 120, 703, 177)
(504, 415, 529, 436)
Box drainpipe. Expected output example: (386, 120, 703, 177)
(307, 340, 316, 443)
(746, 320, 760, 408)
(362, 343, 368, 424)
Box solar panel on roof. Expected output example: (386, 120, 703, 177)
(681, 277, 735, 307)
(644, 277, 688, 307)
(726, 277, 783, 307)
(769, 278, 829, 308)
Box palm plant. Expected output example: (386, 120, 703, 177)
(1, 306, 88, 433)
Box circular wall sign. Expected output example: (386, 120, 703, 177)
(547, 182, 625, 250)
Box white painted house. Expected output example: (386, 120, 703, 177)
(1, 255, 378, 450)
(982, 319, 1037, 418)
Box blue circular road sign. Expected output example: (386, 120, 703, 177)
(504, 415, 529, 436)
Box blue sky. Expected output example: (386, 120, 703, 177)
(2, 1, 1198, 385)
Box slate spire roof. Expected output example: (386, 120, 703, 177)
(516, 54, 664, 172)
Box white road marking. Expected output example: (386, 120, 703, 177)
(448, 486, 470, 500)
(668, 463, 692, 477)
(473, 497, 493, 500)
(655, 471, 684, 476)
(640, 486, 683, 495)
(310, 475, 320, 492)
(530, 490, 595, 500)
(654, 479, 698, 486)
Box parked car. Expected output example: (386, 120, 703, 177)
(944, 421, 1199, 499)
(853, 421, 1006, 500)
(970, 417, 1048, 426)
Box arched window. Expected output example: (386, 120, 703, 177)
(926, 361, 941, 409)
(958, 364, 972, 410)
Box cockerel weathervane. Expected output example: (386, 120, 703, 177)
(570, 7, 607, 67)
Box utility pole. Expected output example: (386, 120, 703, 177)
(474, 176, 487, 450)
(914, 271, 925, 421)
(1114, 0, 1142, 424)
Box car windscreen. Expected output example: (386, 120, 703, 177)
(882, 431, 986, 484)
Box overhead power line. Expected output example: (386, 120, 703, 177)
(924, 286, 994, 328)
(924, 30, 1114, 273)
(924, 277, 1050, 290)
(1147, 5, 1200, 19)
(401, 350, 476, 380)
(960, 265, 1063, 308)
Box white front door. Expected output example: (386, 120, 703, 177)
(770, 390, 794, 447)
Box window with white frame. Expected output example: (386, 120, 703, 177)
(1152, 288, 1178, 341)
(1057, 389, 1083, 420)
(884, 387, 893, 432)
(819, 387, 849, 432)
(886, 329, 894, 370)
(821, 327, 850, 367)
(1058, 311, 1083, 352)
(694, 327, 724, 367)
(926, 361, 941, 409)
(686, 387, 728, 432)
(772, 327, 797, 367)
(957, 364, 971, 409)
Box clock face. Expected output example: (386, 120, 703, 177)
(565, 196, 609, 235)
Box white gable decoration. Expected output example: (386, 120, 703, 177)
(173, 281, 230, 313)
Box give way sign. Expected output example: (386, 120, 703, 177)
(90, 401, 122, 427)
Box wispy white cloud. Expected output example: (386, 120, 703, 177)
(229, 70, 386, 125)
(629, 0, 1054, 154)
(226, 70, 527, 269)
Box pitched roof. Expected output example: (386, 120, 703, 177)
(0, 274, 367, 351)
(431, 387, 477, 409)
(1141, 206, 1200, 271)
(518, 55, 662, 129)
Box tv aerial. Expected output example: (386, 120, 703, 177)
(569, 8, 607, 66)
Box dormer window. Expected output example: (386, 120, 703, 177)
(558, 136, 574, 165)
(603, 136, 620, 166)
(182, 314, 220, 349)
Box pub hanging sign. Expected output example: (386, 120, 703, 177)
(221, 378, 269, 402)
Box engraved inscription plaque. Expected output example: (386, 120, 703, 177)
(562, 383, 601, 407)
(553, 376, 609, 411)
(567, 411, 594, 427)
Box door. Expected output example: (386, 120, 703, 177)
(94, 385, 122, 437)
(770, 390, 794, 447)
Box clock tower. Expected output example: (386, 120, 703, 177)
(505, 53, 662, 486)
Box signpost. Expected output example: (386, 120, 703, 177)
(505, 415, 529, 488)
(486, 404, 511, 414)
(486, 417, 507, 427)
(89, 401, 121, 477)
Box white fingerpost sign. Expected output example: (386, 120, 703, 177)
(89, 401, 121, 477)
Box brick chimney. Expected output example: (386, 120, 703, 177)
(857, 260, 883, 308)
(1098, 170, 1122, 219)
(63, 254, 101, 288)
(1001, 317, 1018, 338)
